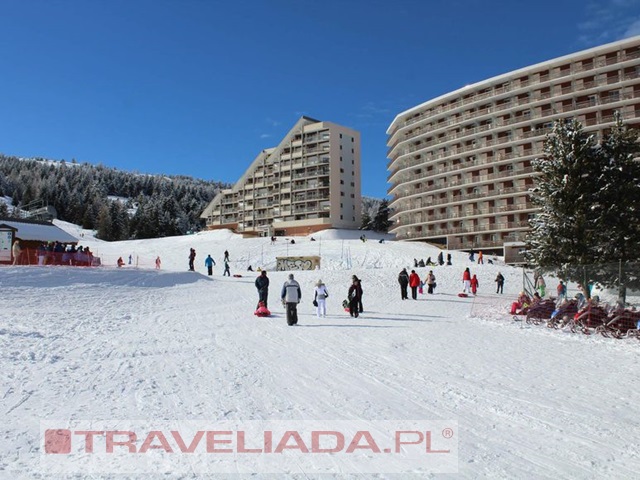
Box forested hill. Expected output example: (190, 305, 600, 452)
(0, 155, 228, 240)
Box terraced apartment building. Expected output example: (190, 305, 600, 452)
(201, 116, 361, 236)
(386, 35, 640, 257)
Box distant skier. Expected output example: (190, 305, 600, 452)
(281, 273, 301, 326)
(188, 248, 196, 271)
(205, 254, 216, 276)
(255, 270, 270, 308)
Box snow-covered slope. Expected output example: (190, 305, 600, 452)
(1, 227, 638, 478)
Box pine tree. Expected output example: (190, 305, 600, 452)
(371, 199, 392, 232)
(527, 118, 601, 268)
(527, 115, 640, 299)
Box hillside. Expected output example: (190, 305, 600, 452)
(1, 227, 639, 478)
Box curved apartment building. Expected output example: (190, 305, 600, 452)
(386, 36, 640, 255)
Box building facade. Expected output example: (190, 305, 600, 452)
(386, 36, 640, 254)
(201, 116, 361, 236)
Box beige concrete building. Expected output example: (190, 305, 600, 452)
(386, 36, 640, 255)
(201, 116, 361, 236)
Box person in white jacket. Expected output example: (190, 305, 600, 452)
(313, 280, 329, 318)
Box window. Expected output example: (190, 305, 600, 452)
(341, 192, 345, 197)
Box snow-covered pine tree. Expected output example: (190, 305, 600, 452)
(527, 118, 602, 268)
(528, 115, 640, 300)
(596, 112, 640, 262)
(371, 199, 392, 233)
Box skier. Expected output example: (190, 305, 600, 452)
(313, 279, 329, 318)
(398, 268, 409, 300)
(281, 273, 301, 326)
(188, 248, 196, 271)
(495, 272, 505, 294)
(471, 274, 479, 295)
(348, 276, 363, 318)
(462, 268, 472, 294)
(255, 270, 270, 308)
(205, 254, 216, 276)
(409, 269, 421, 300)
(223, 260, 231, 277)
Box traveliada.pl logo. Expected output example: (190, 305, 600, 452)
(41, 420, 458, 474)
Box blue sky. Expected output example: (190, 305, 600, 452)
(1, 0, 639, 198)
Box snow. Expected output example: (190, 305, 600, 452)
(1, 225, 639, 478)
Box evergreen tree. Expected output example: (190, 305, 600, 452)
(371, 199, 392, 232)
(527, 115, 640, 299)
(360, 211, 372, 230)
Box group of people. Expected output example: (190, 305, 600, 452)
(188, 248, 230, 276)
(398, 268, 437, 300)
(252, 272, 364, 325)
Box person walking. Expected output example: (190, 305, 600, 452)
(281, 273, 301, 326)
(223, 260, 231, 277)
(471, 274, 479, 295)
(477, 251, 484, 264)
(155, 256, 161, 269)
(437, 251, 444, 266)
(205, 254, 216, 276)
(313, 279, 329, 317)
(398, 268, 409, 300)
(188, 248, 196, 271)
(348, 276, 363, 318)
(495, 272, 505, 294)
(462, 267, 472, 294)
(255, 270, 270, 309)
(352, 275, 363, 313)
(224, 250, 230, 262)
(409, 270, 421, 300)
(12, 240, 21, 265)
(425, 270, 436, 294)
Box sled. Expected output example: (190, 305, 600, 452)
(342, 299, 350, 312)
(254, 301, 271, 317)
(233, 274, 243, 278)
(458, 293, 469, 298)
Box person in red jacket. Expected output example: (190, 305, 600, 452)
(471, 274, 479, 295)
(462, 268, 472, 294)
(409, 270, 421, 300)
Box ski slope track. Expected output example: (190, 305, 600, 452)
(1, 223, 639, 479)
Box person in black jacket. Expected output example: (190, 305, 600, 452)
(348, 276, 363, 318)
(255, 270, 270, 308)
(398, 268, 409, 300)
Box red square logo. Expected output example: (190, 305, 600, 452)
(44, 429, 71, 454)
